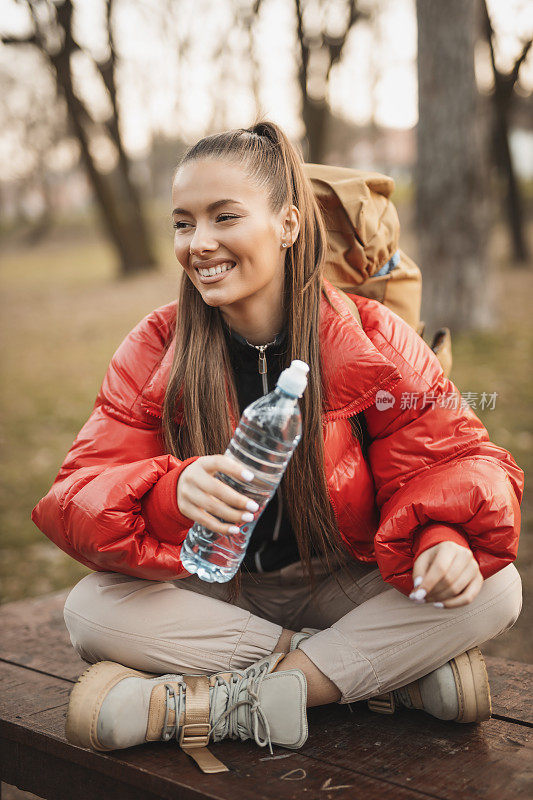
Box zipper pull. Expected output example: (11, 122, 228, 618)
(257, 346, 267, 375)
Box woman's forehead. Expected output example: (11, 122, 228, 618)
(172, 159, 264, 207)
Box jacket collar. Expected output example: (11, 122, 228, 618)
(222, 319, 287, 350)
(141, 280, 402, 419)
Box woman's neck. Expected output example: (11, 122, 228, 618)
(220, 302, 285, 346)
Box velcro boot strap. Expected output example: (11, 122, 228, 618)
(180, 675, 228, 773)
(367, 691, 396, 714)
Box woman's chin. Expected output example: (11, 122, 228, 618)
(199, 288, 235, 307)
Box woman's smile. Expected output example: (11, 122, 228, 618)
(193, 258, 237, 283)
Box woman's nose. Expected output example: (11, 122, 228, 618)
(189, 224, 218, 255)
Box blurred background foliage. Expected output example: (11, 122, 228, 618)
(0, 0, 532, 661)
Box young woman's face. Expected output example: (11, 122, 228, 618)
(171, 159, 298, 313)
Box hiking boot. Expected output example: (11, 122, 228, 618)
(367, 647, 492, 723)
(289, 627, 321, 651)
(291, 631, 491, 724)
(65, 652, 308, 773)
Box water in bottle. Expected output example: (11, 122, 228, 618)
(180, 359, 309, 582)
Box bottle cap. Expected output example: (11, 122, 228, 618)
(277, 360, 309, 398)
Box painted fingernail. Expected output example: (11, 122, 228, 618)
(413, 576, 423, 588)
(228, 525, 240, 534)
(242, 512, 254, 522)
(433, 602, 445, 608)
(242, 469, 254, 481)
(410, 588, 427, 601)
(246, 500, 259, 512)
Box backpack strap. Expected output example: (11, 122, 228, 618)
(338, 291, 362, 327)
(323, 283, 363, 328)
(322, 283, 370, 451)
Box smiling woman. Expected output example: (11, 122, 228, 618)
(31, 119, 523, 774)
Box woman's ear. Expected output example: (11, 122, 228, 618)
(282, 204, 300, 246)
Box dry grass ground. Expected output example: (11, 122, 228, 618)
(0, 217, 531, 662)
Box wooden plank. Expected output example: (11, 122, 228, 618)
(0, 591, 84, 681)
(304, 701, 533, 800)
(1, 738, 175, 800)
(0, 729, 426, 800)
(485, 657, 533, 726)
(1, 659, 532, 800)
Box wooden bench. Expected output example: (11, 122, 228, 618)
(1, 591, 531, 800)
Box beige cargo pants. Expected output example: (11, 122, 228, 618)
(64, 556, 522, 704)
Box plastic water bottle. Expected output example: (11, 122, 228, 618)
(180, 359, 309, 582)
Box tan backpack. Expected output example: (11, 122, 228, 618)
(304, 163, 452, 378)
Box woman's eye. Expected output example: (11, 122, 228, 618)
(217, 214, 239, 222)
(172, 214, 238, 230)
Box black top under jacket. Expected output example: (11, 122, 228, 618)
(222, 321, 318, 573)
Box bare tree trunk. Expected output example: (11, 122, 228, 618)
(96, 0, 156, 273)
(416, 0, 492, 333)
(240, 0, 264, 118)
(3, 0, 156, 277)
(301, 100, 330, 164)
(55, 1, 154, 275)
(493, 110, 529, 264)
(294, 0, 365, 163)
(480, 0, 531, 265)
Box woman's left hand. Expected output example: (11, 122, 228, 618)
(411, 541, 484, 607)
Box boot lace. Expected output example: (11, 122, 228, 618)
(162, 682, 186, 742)
(210, 662, 273, 754)
(161, 663, 273, 754)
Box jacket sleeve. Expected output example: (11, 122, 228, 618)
(31, 309, 199, 580)
(361, 304, 524, 596)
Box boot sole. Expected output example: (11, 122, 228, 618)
(65, 661, 158, 751)
(449, 647, 492, 723)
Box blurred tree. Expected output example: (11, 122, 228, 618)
(207, 0, 265, 132)
(0, 56, 64, 240)
(2, 0, 156, 276)
(207, 28, 233, 133)
(293, 0, 368, 162)
(481, 0, 531, 265)
(238, 0, 264, 118)
(416, 0, 491, 333)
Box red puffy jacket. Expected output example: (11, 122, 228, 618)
(31, 281, 523, 596)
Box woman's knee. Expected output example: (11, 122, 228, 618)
(63, 571, 176, 665)
(474, 563, 523, 639)
(62, 571, 256, 674)
(493, 563, 523, 632)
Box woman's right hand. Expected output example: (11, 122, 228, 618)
(177, 455, 260, 534)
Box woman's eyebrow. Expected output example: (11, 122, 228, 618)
(172, 198, 243, 215)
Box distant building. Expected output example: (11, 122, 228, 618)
(321, 113, 415, 181)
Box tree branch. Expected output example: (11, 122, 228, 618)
(293, 0, 308, 98)
(510, 38, 532, 88)
(480, 0, 497, 76)
(1, 34, 38, 45)
(324, 1, 366, 80)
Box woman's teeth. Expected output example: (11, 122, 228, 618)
(197, 262, 235, 277)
